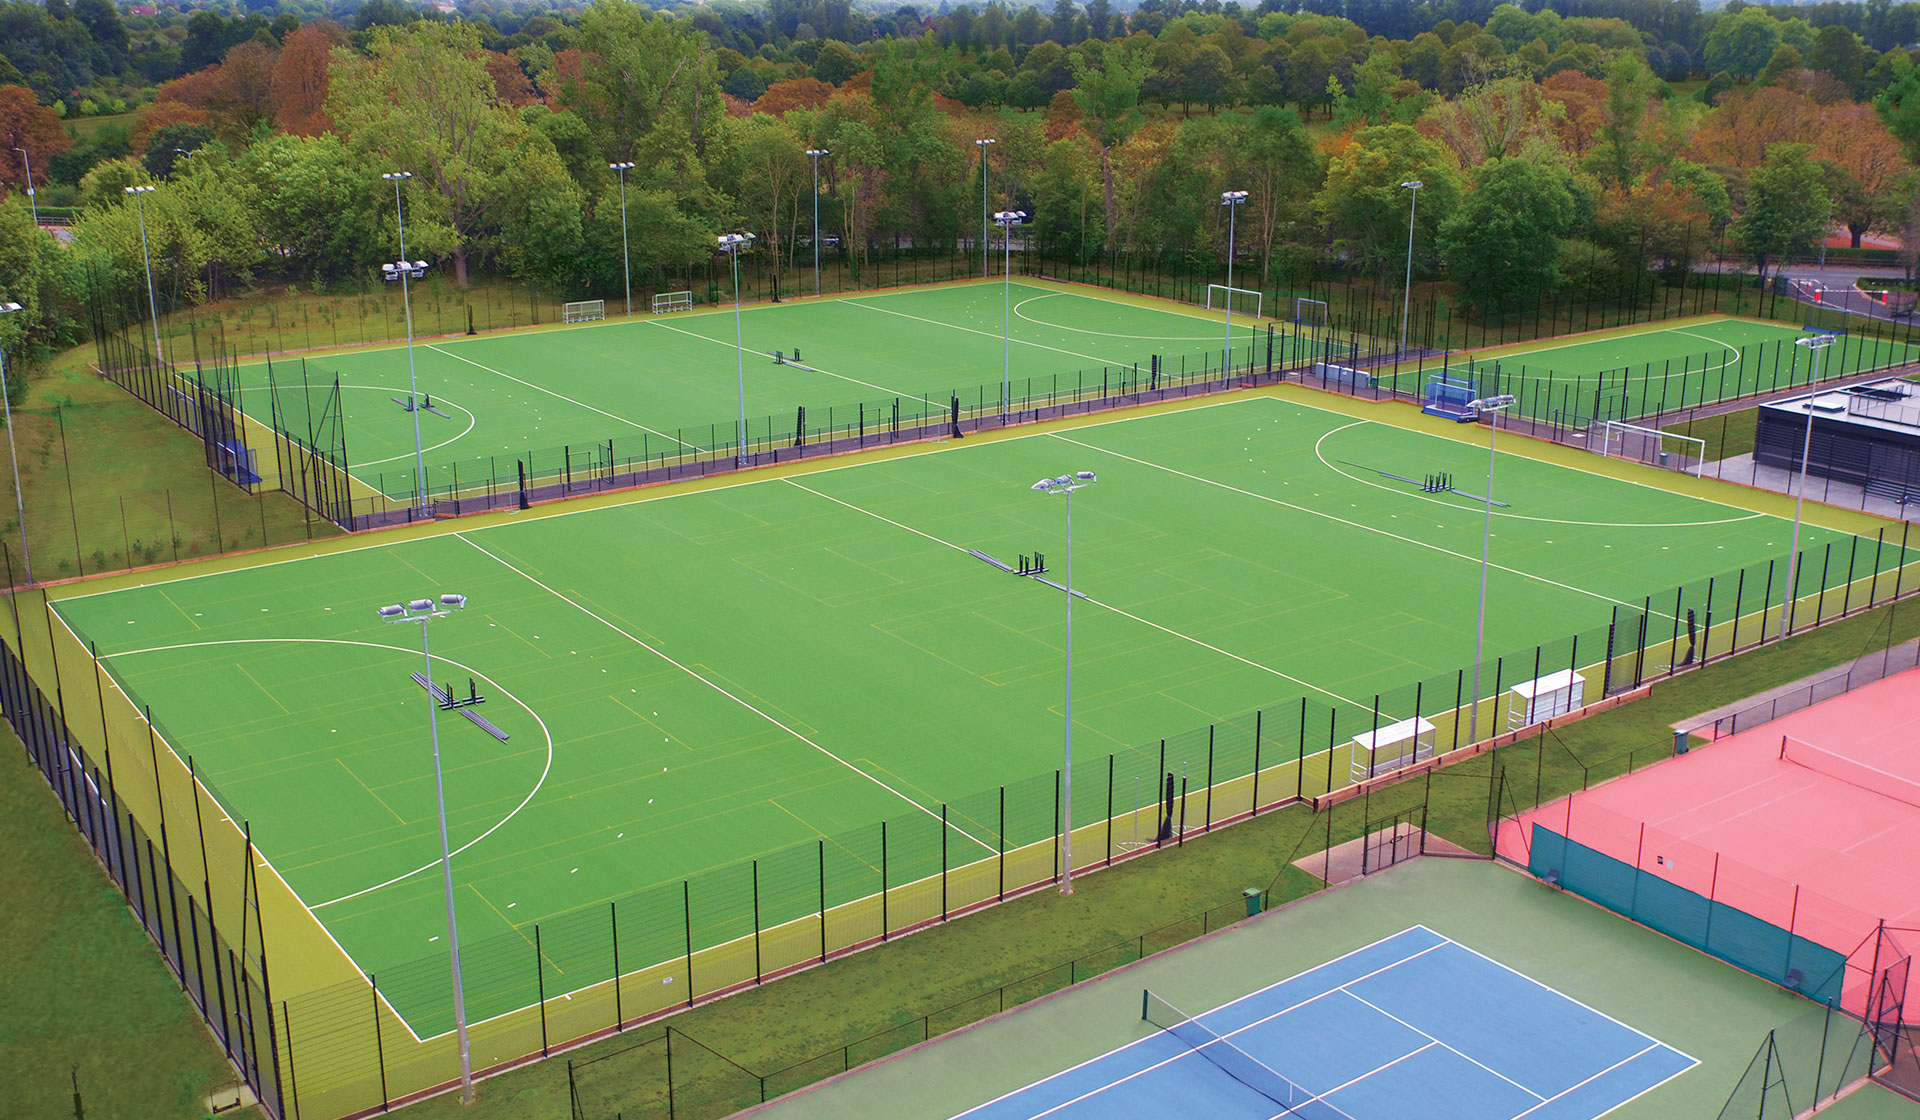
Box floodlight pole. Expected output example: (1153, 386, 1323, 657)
(1780, 334, 1835, 640)
(0, 302, 30, 583)
(806, 150, 828, 297)
(12, 147, 36, 226)
(1032, 471, 1097, 893)
(383, 171, 430, 515)
(719, 233, 755, 467)
(1466, 395, 1516, 744)
(1399, 181, 1422, 360)
(378, 594, 473, 1105)
(609, 162, 635, 316)
(976, 139, 995, 279)
(994, 211, 1026, 419)
(124, 185, 164, 364)
(1221, 191, 1247, 375)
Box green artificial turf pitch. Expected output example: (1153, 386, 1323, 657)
(240, 281, 1288, 500)
(1381, 317, 1920, 424)
(51, 394, 1897, 1034)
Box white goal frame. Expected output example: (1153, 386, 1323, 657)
(652, 290, 694, 314)
(1598, 419, 1706, 477)
(563, 299, 606, 324)
(1205, 284, 1262, 319)
(1294, 297, 1329, 328)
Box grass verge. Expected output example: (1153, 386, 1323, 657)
(0, 724, 248, 1120)
(1667, 406, 1758, 461)
(5, 346, 338, 583)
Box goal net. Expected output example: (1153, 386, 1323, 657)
(1205, 284, 1262, 319)
(1598, 419, 1705, 477)
(563, 299, 606, 324)
(652, 290, 694, 314)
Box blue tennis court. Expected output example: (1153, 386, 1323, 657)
(960, 926, 1696, 1120)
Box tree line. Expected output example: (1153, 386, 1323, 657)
(0, 0, 1917, 391)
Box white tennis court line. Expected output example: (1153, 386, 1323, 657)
(425, 343, 699, 452)
(778, 478, 1373, 712)
(984, 926, 1692, 1120)
(450, 530, 998, 856)
(1048, 431, 1684, 625)
(1334, 987, 1547, 1101)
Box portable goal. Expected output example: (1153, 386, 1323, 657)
(1597, 419, 1705, 477)
(652, 290, 694, 314)
(563, 299, 606, 323)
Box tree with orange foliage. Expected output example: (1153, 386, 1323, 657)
(1815, 102, 1910, 247)
(271, 21, 348, 136)
(0, 86, 70, 194)
(1686, 86, 1817, 174)
(1539, 72, 1607, 158)
(487, 52, 540, 107)
(755, 77, 833, 116)
(132, 100, 213, 152)
(208, 41, 278, 140)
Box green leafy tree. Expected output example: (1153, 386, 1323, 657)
(328, 21, 527, 285)
(552, 0, 724, 169)
(1736, 142, 1831, 278)
(1703, 7, 1783, 80)
(1439, 157, 1577, 314)
(1873, 50, 1920, 162)
(143, 122, 214, 179)
(1069, 43, 1150, 244)
(1809, 24, 1866, 95)
(1315, 123, 1460, 278)
(239, 131, 385, 283)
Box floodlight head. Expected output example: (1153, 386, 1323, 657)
(378, 604, 406, 620)
(806, 148, 829, 157)
(1468, 394, 1518, 412)
(1402, 180, 1423, 190)
(717, 232, 755, 250)
(1032, 479, 1057, 493)
(408, 599, 435, 613)
(976, 138, 996, 147)
(413, 261, 428, 270)
(0, 302, 21, 314)
(993, 210, 1026, 224)
(383, 171, 413, 181)
(1796, 333, 1838, 350)
(1075, 471, 1097, 482)
(124, 185, 154, 195)
(439, 593, 467, 609)
(608, 161, 635, 171)
(1221, 190, 1248, 204)
(174, 148, 191, 156)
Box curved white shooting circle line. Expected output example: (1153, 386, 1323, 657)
(1011, 292, 1252, 344)
(101, 635, 553, 910)
(1311, 419, 1766, 529)
(337, 383, 480, 467)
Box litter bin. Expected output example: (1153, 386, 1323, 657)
(1242, 888, 1262, 917)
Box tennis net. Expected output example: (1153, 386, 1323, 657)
(1141, 989, 1356, 1119)
(1779, 736, 1920, 811)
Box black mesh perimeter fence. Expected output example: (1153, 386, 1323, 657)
(13, 505, 1920, 1118)
(561, 761, 1492, 1120)
(0, 585, 285, 1116)
(87, 231, 1920, 547)
(8, 483, 1920, 1119)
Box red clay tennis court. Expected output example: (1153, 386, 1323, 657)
(1495, 667, 1920, 1018)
